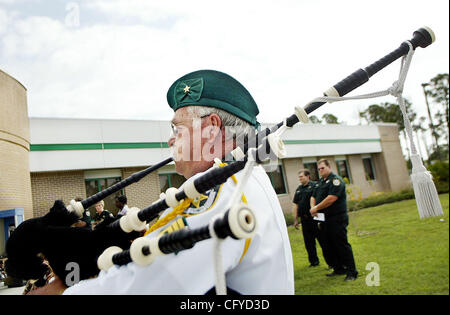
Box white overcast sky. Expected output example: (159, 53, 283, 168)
(0, 0, 448, 126)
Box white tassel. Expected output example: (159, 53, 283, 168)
(410, 154, 443, 219)
(391, 45, 443, 219)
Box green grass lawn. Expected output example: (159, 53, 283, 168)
(289, 193, 449, 295)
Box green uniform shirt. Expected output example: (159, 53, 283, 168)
(313, 172, 347, 217)
(293, 181, 317, 219)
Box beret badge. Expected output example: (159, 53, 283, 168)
(174, 77, 204, 105)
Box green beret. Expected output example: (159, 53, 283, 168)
(166, 70, 260, 127)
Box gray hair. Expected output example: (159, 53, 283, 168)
(187, 106, 255, 141)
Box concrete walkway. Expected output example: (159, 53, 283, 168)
(0, 284, 25, 295)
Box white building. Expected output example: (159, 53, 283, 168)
(29, 117, 410, 218)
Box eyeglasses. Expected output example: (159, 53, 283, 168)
(170, 114, 211, 136)
(170, 123, 184, 137)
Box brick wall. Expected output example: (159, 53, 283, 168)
(0, 69, 33, 220)
(30, 171, 86, 217)
(30, 167, 161, 218)
(122, 167, 161, 210)
(0, 141, 33, 219)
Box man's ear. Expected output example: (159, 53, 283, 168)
(209, 113, 222, 129)
(203, 114, 222, 143)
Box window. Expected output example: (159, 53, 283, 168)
(362, 156, 376, 180)
(85, 177, 123, 217)
(303, 162, 319, 181)
(159, 173, 186, 193)
(335, 159, 352, 183)
(266, 164, 288, 195)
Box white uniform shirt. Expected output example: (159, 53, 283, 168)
(117, 204, 129, 216)
(64, 165, 294, 295)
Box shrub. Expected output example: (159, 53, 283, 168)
(346, 183, 363, 203)
(435, 181, 449, 194)
(347, 188, 415, 212)
(284, 212, 294, 226)
(428, 160, 449, 186)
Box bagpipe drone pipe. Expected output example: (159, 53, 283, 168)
(5, 158, 173, 285)
(5, 27, 436, 288)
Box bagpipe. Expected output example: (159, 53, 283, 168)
(5, 27, 442, 294)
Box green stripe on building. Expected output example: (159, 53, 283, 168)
(103, 142, 170, 149)
(283, 139, 380, 145)
(30, 139, 379, 151)
(30, 142, 170, 151)
(30, 143, 103, 151)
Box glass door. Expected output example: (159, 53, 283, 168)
(85, 177, 123, 219)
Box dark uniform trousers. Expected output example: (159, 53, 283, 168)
(294, 181, 327, 266)
(301, 218, 329, 266)
(312, 172, 357, 277)
(320, 213, 357, 276)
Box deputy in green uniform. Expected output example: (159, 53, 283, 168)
(292, 169, 327, 267)
(310, 159, 358, 281)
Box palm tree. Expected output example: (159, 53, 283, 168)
(422, 83, 442, 161)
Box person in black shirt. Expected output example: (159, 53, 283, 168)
(292, 169, 328, 267)
(92, 200, 115, 230)
(310, 159, 358, 281)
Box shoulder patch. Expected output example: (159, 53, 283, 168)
(333, 178, 341, 186)
(183, 185, 221, 215)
